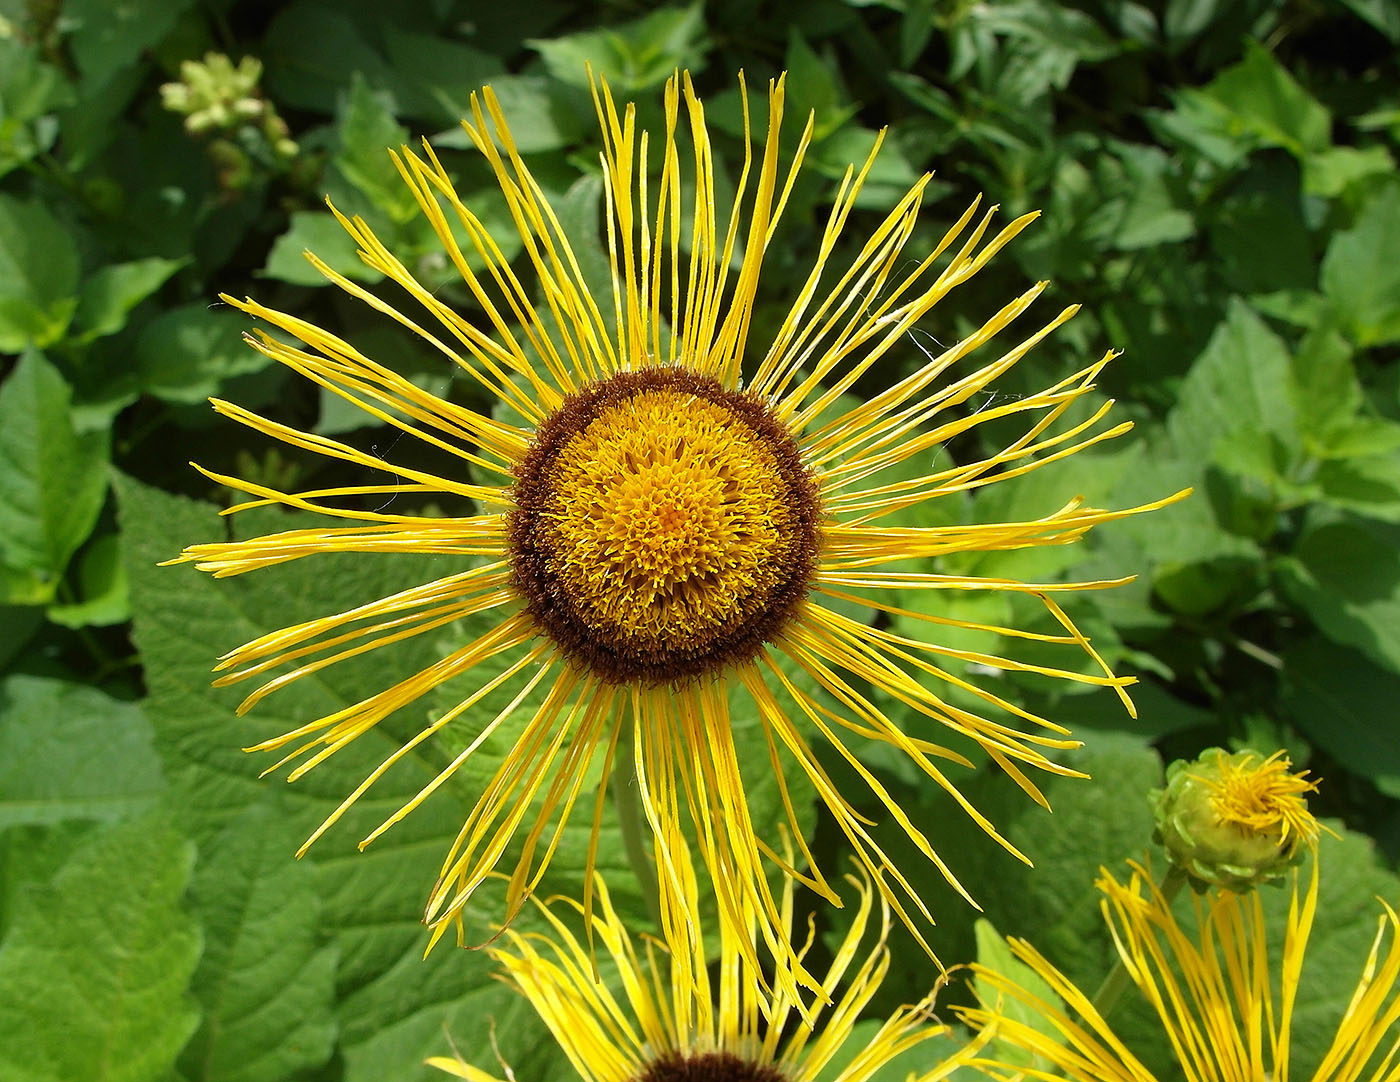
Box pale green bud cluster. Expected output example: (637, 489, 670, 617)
(160, 53, 298, 164)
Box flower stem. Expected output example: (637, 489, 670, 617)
(1089, 865, 1188, 1018)
(612, 711, 662, 930)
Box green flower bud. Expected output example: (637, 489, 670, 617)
(1150, 748, 1319, 891)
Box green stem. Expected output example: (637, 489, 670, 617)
(1089, 865, 1188, 1018)
(612, 712, 662, 930)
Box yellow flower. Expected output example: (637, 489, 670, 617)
(427, 848, 991, 1082)
(173, 69, 1180, 995)
(1151, 747, 1323, 889)
(960, 858, 1400, 1082)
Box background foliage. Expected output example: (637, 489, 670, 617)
(1, 1, 1398, 1080)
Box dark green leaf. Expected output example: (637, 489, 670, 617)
(46, 532, 130, 628)
(64, 0, 195, 87)
(1167, 298, 1300, 467)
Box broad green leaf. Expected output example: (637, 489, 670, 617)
(429, 75, 588, 155)
(0, 815, 201, 1082)
(1316, 454, 1400, 522)
(1183, 39, 1331, 159)
(380, 28, 502, 127)
(1320, 180, 1400, 347)
(0, 195, 79, 351)
(0, 352, 110, 597)
(71, 257, 184, 342)
(116, 476, 572, 1081)
(335, 74, 417, 222)
(972, 918, 1066, 1073)
(47, 531, 130, 627)
(1282, 638, 1400, 798)
(134, 302, 273, 404)
(529, 4, 707, 92)
(1279, 515, 1400, 674)
(0, 674, 164, 827)
(263, 3, 392, 114)
(866, 731, 1163, 1009)
(64, 0, 195, 87)
(784, 31, 858, 139)
(0, 38, 75, 180)
(180, 805, 338, 1082)
(1110, 143, 1195, 250)
(1292, 325, 1362, 453)
(264, 210, 385, 286)
(1208, 156, 1314, 293)
(1167, 298, 1299, 467)
(1304, 144, 1396, 198)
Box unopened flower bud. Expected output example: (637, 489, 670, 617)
(1150, 748, 1319, 891)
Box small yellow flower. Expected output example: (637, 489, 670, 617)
(1152, 747, 1322, 889)
(173, 69, 1181, 995)
(960, 857, 1400, 1082)
(428, 849, 991, 1082)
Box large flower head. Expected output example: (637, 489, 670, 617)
(175, 69, 1180, 995)
(960, 857, 1400, 1082)
(427, 849, 990, 1082)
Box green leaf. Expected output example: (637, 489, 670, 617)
(380, 28, 502, 127)
(1320, 180, 1400, 347)
(1281, 638, 1400, 798)
(1315, 454, 1400, 522)
(71, 257, 184, 343)
(1167, 298, 1300, 468)
(1109, 143, 1196, 250)
(115, 476, 571, 1082)
(0, 38, 75, 180)
(1303, 144, 1396, 199)
(0, 194, 80, 351)
(133, 302, 274, 404)
(0, 352, 110, 598)
(0, 815, 201, 1082)
(334, 74, 417, 223)
(870, 731, 1163, 1008)
(263, 4, 393, 114)
(1183, 39, 1331, 159)
(529, 4, 707, 92)
(64, 0, 195, 87)
(47, 532, 130, 627)
(1279, 515, 1400, 675)
(263, 211, 384, 286)
(180, 805, 338, 1082)
(1208, 157, 1314, 293)
(972, 918, 1066, 1073)
(0, 674, 164, 828)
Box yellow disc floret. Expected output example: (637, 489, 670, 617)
(510, 367, 818, 684)
(544, 389, 792, 653)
